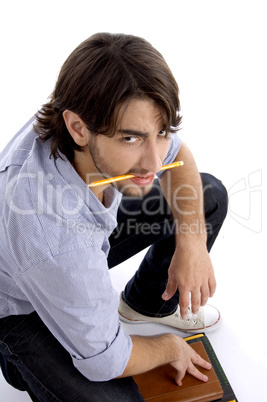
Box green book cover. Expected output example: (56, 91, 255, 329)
(185, 334, 238, 402)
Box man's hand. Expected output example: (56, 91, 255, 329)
(170, 336, 211, 386)
(162, 237, 216, 318)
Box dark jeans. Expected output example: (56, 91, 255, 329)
(0, 173, 228, 401)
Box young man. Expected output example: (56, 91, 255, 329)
(0, 33, 228, 401)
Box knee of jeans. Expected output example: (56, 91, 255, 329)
(201, 173, 228, 218)
(0, 354, 26, 391)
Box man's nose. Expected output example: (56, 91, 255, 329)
(139, 141, 162, 173)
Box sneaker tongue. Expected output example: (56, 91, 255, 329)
(194, 308, 204, 325)
(188, 307, 204, 326)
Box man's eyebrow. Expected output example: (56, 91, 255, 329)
(117, 129, 149, 138)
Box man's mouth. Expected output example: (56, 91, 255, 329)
(129, 174, 155, 186)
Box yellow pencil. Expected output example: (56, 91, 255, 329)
(88, 161, 184, 187)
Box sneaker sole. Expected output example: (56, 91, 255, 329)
(118, 311, 222, 334)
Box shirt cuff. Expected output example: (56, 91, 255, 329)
(72, 323, 133, 381)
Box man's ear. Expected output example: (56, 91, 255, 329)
(62, 110, 89, 147)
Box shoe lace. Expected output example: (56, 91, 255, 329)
(175, 307, 198, 325)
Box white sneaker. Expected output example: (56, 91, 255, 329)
(118, 293, 221, 334)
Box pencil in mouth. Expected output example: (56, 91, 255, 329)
(87, 161, 184, 188)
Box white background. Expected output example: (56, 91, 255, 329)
(0, 1, 266, 401)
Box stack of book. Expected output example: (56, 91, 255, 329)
(133, 333, 238, 402)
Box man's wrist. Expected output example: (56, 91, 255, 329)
(176, 229, 207, 247)
(120, 333, 183, 378)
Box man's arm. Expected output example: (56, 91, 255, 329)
(159, 141, 216, 318)
(118, 333, 211, 386)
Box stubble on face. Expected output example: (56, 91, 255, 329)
(88, 135, 154, 197)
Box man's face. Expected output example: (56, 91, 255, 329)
(87, 98, 171, 198)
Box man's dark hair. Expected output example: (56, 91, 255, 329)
(34, 32, 182, 162)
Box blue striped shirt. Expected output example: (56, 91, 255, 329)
(0, 117, 181, 381)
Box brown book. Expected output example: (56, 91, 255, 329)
(133, 340, 224, 402)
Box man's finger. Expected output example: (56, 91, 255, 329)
(208, 275, 217, 297)
(190, 290, 201, 314)
(178, 290, 190, 318)
(191, 349, 212, 371)
(162, 275, 177, 301)
(187, 363, 209, 383)
(200, 284, 210, 307)
(175, 368, 186, 387)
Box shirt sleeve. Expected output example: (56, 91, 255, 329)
(17, 247, 133, 381)
(157, 133, 181, 178)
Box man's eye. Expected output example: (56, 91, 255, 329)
(123, 136, 138, 143)
(158, 129, 170, 139)
(158, 129, 166, 136)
